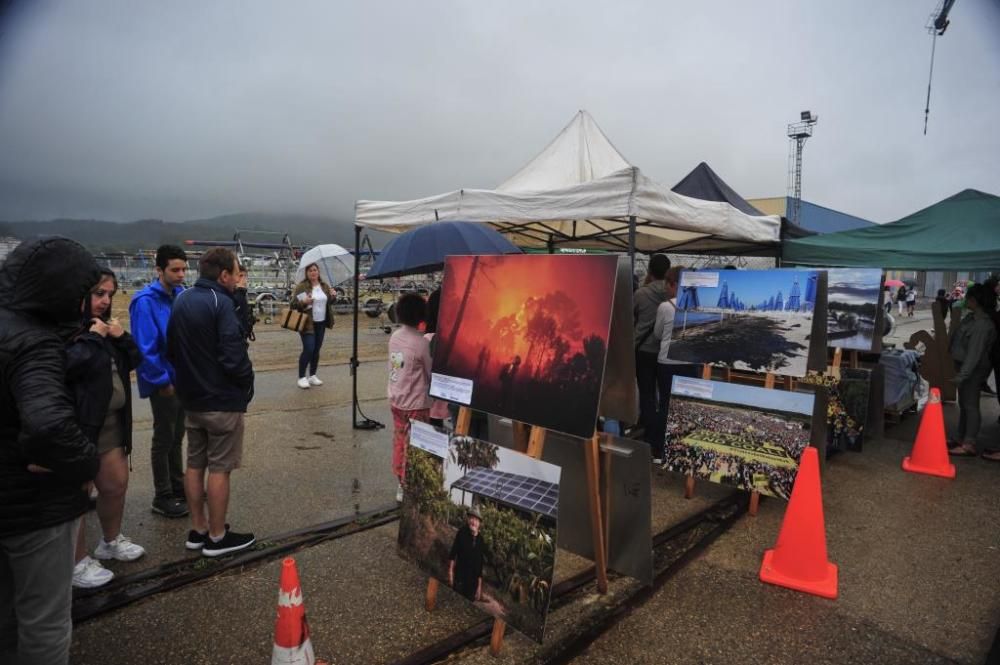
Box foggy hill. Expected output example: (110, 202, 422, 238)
(0, 213, 389, 253)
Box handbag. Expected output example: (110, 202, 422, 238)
(280, 307, 311, 333)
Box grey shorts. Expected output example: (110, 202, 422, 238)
(185, 411, 245, 473)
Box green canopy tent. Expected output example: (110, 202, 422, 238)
(783, 189, 1000, 269)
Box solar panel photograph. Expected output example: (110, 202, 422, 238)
(397, 435, 560, 642)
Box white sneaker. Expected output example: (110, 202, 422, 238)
(94, 533, 146, 562)
(308, 375, 323, 386)
(297, 377, 310, 389)
(395, 484, 404, 502)
(73, 556, 114, 589)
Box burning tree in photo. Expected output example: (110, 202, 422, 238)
(432, 255, 618, 438)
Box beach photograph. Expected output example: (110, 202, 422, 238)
(668, 269, 823, 377)
(664, 376, 816, 499)
(825, 268, 885, 352)
(430, 254, 619, 438)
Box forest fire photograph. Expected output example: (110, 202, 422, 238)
(430, 254, 619, 438)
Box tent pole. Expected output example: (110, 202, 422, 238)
(628, 215, 637, 276)
(352, 224, 382, 430)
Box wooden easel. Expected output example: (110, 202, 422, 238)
(827, 348, 860, 381)
(422, 408, 607, 656)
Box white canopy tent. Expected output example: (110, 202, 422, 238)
(349, 111, 782, 429)
(355, 111, 781, 254)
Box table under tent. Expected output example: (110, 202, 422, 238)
(347, 110, 784, 428)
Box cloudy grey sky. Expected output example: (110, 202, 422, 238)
(0, 0, 997, 224)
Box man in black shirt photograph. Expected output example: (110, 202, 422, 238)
(448, 505, 485, 601)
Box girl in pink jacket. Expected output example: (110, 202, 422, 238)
(387, 294, 431, 494)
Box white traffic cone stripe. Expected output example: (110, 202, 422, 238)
(277, 586, 304, 608)
(271, 638, 315, 665)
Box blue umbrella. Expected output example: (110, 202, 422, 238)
(364, 222, 522, 279)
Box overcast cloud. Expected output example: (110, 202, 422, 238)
(0, 0, 997, 224)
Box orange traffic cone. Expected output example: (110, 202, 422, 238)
(272, 558, 315, 665)
(902, 387, 955, 479)
(759, 446, 838, 599)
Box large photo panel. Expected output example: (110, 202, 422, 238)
(430, 254, 619, 439)
(398, 425, 561, 643)
(664, 376, 818, 499)
(669, 268, 825, 378)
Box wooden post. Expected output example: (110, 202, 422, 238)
(830, 347, 843, 379)
(684, 474, 695, 499)
(424, 578, 438, 611)
(454, 406, 472, 437)
(849, 350, 860, 369)
(602, 447, 612, 563)
(701, 364, 712, 380)
(525, 426, 547, 459)
(511, 421, 531, 454)
(584, 433, 609, 594)
(764, 373, 776, 390)
(749, 490, 760, 516)
(425, 406, 473, 613)
(489, 619, 506, 656)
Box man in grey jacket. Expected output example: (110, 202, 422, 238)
(633, 254, 670, 450)
(947, 283, 997, 457)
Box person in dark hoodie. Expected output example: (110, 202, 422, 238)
(168, 248, 256, 557)
(66, 269, 146, 589)
(0, 237, 101, 665)
(129, 244, 189, 518)
(633, 253, 671, 445)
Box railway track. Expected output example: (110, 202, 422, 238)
(73, 491, 747, 665)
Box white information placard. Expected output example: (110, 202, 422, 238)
(429, 373, 473, 405)
(679, 271, 719, 288)
(409, 421, 449, 459)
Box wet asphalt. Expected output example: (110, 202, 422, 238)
(70, 339, 1000, 664)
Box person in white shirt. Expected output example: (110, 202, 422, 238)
(290, 263, 334, 389)
(651, 266, 701, 464)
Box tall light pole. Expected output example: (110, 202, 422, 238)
(786, 110, 818, 226)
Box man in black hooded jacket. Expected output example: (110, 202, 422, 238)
(0, 237, 102, 665)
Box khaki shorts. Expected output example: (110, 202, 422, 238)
(185, 411, 245, 473)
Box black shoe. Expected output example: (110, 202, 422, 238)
(152, 497, 190, 518)
(185, 523, 230, 550)
(201, 530, 255, 557)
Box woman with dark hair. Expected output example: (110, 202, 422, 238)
(67, 270, 145, 588)
(947, 284, 998, 459)
(291, 263, 335, 389)
(387, 293, 431, 500)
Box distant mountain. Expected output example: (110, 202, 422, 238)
(0, 213, 390, 253)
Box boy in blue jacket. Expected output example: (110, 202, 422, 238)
(128, 245, 189, 518)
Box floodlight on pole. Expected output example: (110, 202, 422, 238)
(786, 110, 818, 226)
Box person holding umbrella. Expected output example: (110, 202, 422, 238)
(290, 263, 335, 389)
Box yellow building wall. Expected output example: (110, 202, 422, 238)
(746, 197, 787, 217)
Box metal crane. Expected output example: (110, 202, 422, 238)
(924, 0, 958, 135)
